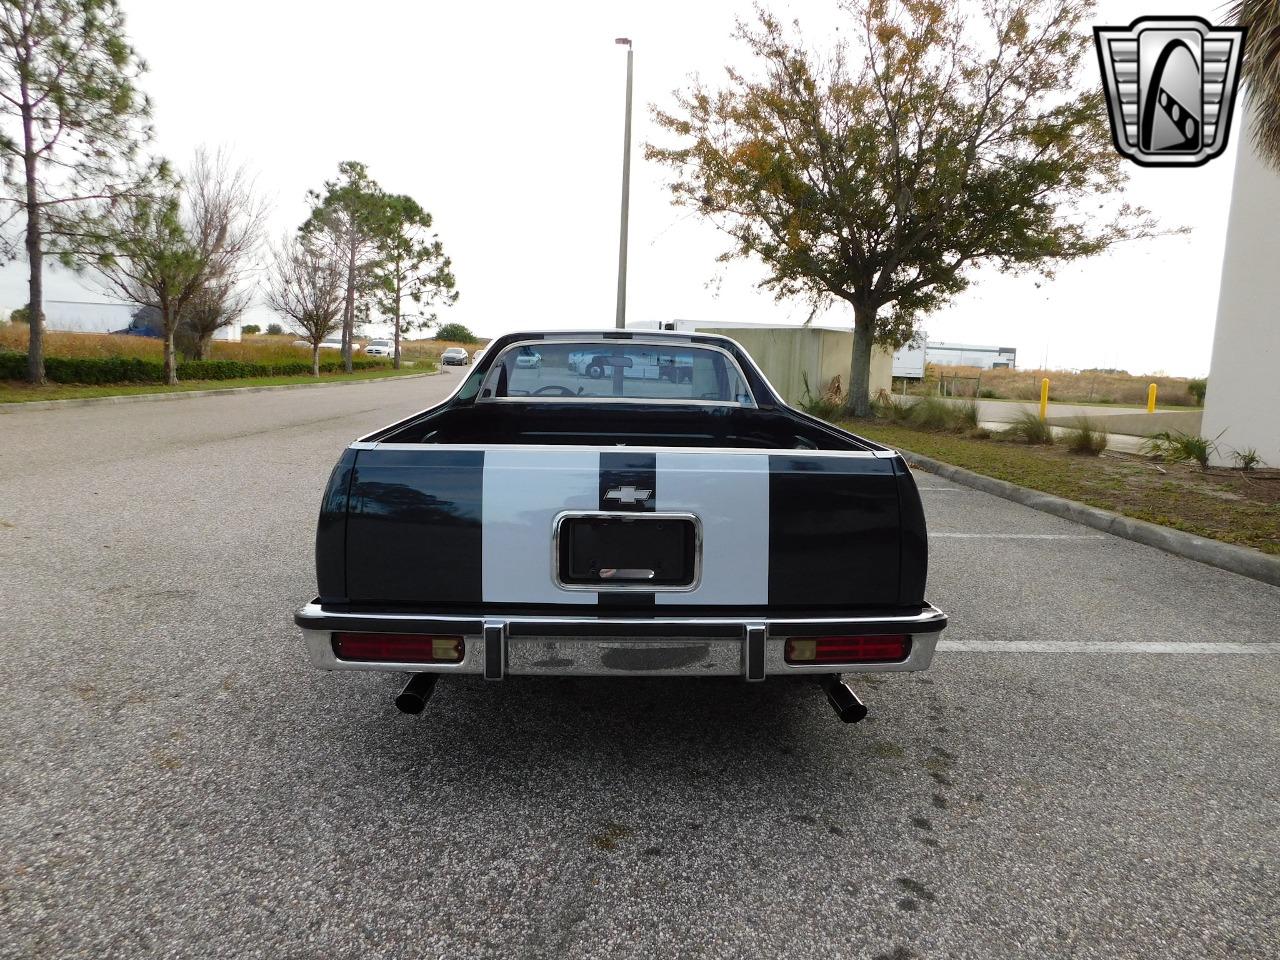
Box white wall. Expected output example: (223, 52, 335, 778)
(1201, 99, 1280, 468)
(212, 321, 242, 343)
(696, 325, 892, 407)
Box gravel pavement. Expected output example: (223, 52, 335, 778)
(1, 373, 1277, 960)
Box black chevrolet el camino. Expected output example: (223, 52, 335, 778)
(296, 330, 946, 722)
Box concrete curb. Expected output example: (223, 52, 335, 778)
(0, 369, 441, 414)
(899, 448, 1280, 588)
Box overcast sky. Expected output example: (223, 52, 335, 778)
(0, 0, 1243, 376)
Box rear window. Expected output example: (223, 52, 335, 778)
(477, 340, 755, 406)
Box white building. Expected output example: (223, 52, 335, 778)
(18, 300, 241, 342)
(1201, 99, 1280, 467)
(924, 341, 1017, 370)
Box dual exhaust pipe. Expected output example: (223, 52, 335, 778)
(395, 670, 868, 724)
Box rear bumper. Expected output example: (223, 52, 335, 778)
(294, 602, 947, 680)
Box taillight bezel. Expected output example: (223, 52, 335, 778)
(332, 632, 465, 664)
(783, 634, 912, 665)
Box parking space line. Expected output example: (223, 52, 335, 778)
(938, 640, 1279, 654)
(929, 533, 1109, 540)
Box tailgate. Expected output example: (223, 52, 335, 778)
(319, 446, 913, 611)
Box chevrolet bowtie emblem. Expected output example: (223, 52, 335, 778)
(605, 485, 652, 505)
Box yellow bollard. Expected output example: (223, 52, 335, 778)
(1147, 383, 1157, 413)
(1039, 378, 1049, 420)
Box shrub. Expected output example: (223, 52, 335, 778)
(1141, 430, 1217, 468)
(0, 351, 26, 378)
(953, 398, 979, 431)
(265, 323, 284, 336)
(1186, 378, 1207, 405)
(872, 393, 913, 424)
(435, 322, 478, 343)
(241, 324, 261, 335)
(872, 395, 977, 433)
(1231, 447, 1262, 471)
(798, 372, 841, 420)
(1064, 418, 1108, 455)
(978, 388, 999, 398)
(0, 350, 391, 384)
(905, 396, 957, 430)
(1000, 410, 1055, 445)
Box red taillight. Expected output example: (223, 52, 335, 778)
(784, 634, 911, 664)
(333, 633, 464, 663)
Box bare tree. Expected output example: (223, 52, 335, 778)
(88, 148, 266, 383)
(266, 235, 344, 376)
(179, 275, 252, 360)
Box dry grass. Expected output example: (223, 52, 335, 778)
(849, 420, 1280, 555)
(1063, 418, 1109, 456)
(0, 324, 487, 366)
(0, 366, 426, 403)
(999, 410, 1056, 445)
(922, 363, 1203, 407)
(399, 338, 487, 362)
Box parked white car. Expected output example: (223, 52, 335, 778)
(293, 338, 357, 352)
(365, 339, 395, 357)
(514, 349, 542, 369)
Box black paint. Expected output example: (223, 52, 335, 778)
(343, 449, 484, 604)
(767, 454, 901, 609)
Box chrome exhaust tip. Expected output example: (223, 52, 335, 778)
(394, 673, 439, 715)
(819, 674, 868, 724)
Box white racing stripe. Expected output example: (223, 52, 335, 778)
(938, 640, 1279, 654)
(656, 452, 769, 605)
(482, 449, 599, 604)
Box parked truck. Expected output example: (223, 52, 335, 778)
(295, 330, 947, 724)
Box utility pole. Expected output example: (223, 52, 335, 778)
(614, 37, 633, 330)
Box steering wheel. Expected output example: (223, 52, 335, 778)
(532, 385, 579, 397)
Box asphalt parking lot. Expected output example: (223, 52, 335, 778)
(1, 374, 1277, 960)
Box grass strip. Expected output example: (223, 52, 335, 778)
(847, 420, 1280, 556)
(0, 364, 432, 404)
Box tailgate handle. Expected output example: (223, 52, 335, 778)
(598, 568, 655, 581)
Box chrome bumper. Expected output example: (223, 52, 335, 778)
(295, 602, 947, 680)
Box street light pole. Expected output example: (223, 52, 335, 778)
(614, 37, 633, 330)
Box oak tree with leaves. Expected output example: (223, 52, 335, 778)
(647, 0, 1161, 415)
(0, 0, 162, 383)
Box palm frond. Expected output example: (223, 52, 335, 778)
(1230, 0, 1280, 169)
